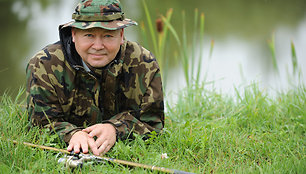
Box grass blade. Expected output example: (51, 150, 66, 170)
(267, 33, 279, 74)
(209, 39, 214, 60)
(141, 0, 158, 55)
(161, 15, 181, 46)
(196, 12, 205, 84)
(291, 41, 298, 75)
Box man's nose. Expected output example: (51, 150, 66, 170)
(92, 37, 105, 50)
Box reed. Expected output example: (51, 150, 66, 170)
(291, 41, 298, 75)
(267, 32, 279, 73)
(161, 9, 213, 87)
(141, 0, 174, 87)
(141, 0, 214, 89)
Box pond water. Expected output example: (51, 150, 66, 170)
(1, 0, 306, 98)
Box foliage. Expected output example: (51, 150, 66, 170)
(0, 84, 305, 173)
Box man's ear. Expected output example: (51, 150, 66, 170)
(120, 28, 124, 45)
(71, 28, 76, 43)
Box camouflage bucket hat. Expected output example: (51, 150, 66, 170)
(62, 0, 137, 30)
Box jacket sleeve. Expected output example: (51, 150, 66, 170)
(26, 53, 82, 143)
(104, 64, 165, 140)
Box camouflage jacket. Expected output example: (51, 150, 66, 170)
(26, 26, 164, 143)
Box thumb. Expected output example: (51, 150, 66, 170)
(82, 125, 96, 133)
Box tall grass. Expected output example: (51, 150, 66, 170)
(140, 0, 174, 87)
(160, 9, 214, 87)
(267, 32, 304, 88)
(140, 0, 214, 89)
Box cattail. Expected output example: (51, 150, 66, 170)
(156, 18, 163, 33)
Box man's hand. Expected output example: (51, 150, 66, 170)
(82, 123, 116, 156)
(67, 131, 99, 155)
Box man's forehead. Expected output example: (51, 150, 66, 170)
(74, 27, 122, 33)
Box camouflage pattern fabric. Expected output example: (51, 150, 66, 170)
(66, 0, 138, 30)
(26, 39, 164, 143)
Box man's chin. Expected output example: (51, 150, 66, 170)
(86, 57, 113, 68)
(89, 63, 107, 68)
(83, 60, 104, 68)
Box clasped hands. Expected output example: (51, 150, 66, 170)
(67, 123, 116, 156)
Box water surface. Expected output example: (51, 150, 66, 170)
(1, 0, 305, 97)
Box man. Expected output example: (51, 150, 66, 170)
(26, 0, 164, 156)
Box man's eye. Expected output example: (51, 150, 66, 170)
(105, 35, 113, 38)
(85, 34, 94, 37)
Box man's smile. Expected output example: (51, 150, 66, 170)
(89, 53, 107, 58)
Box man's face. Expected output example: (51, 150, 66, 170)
(72, 27, 124, 68)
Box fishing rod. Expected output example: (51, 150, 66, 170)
(9, 139, 194, 174)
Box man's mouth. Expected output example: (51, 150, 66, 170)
(89, 53, 107, 58)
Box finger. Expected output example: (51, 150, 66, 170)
(83, 126, 101, 138)
(103, 144, 112, 155)
(82, 125, 95, 133)
(95, 135, 106, 147)
(98, 141, 109, 155)
(88, 138, 99, 156)
(67, 144, 73, 152)
(88, 128, 102, 138)
(73, 143, 80, 154)
(80, 140, 89, 154)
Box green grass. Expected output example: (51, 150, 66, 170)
(0, 83, 305, 173)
